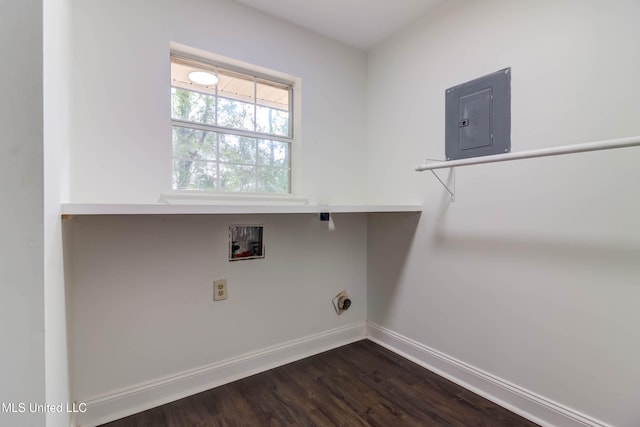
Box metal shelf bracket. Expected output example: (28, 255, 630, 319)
(426, 159, 455, 202)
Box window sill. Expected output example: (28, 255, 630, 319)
(159, 191, 310, 206)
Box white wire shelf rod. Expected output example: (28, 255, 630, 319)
(415, 135, 640, 171)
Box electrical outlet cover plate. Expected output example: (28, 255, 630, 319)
(213, 279, 227, 301)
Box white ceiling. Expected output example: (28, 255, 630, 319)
(233, 0, 446, 50)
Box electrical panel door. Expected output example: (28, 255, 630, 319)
(445, 68, 511, 160)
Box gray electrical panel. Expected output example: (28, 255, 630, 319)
(445, 68, 511, 160)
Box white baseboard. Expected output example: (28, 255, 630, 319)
(77, 321, 610, 427)
(366, 322, 611, 427)
(77, 322, 366, 427)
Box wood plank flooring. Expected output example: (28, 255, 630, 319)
(102, 340, 538, 426)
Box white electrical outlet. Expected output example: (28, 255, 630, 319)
(213, 279, 227, 301)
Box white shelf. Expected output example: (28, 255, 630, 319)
(61, 203, 422, 216)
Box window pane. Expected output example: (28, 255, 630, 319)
(220, 164, 256, 192)
(172, 127, 217, 161)
(256, 82, 289, 136)
(172, 159, 217, 191)
(171, 88, 215, 125)
(219, 134, 256, 165)
(217, 97, 255, 131)
(217, 69, 255, 104)
(256, 105, 289, 137)
(257, 140, 289, 167)
(256, 81, 288, 110)
(257, 167, 289, 193)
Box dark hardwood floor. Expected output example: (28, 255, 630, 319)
(102, 340, 538, 426)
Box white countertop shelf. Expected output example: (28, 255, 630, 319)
(61, 203, 422, 216)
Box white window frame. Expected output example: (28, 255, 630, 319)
(168, 44, 301, 201)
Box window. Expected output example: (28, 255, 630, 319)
(170, 53, 293, 194)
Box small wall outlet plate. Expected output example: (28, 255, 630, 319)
(332, 290, 351, 315)
(213, 279, 227, 301)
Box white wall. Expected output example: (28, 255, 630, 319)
(44, 0, 72, 425)
(69, 0, 367, 205)
(0, 1, 46, 426)
(67, 1, 370, 424)
(69, 213, 367, 424)
(367, 1, 640, 426)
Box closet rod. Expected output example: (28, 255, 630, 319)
(415, 135, 640, 171)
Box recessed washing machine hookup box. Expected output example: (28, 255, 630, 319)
(445, 68, 511, 160)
